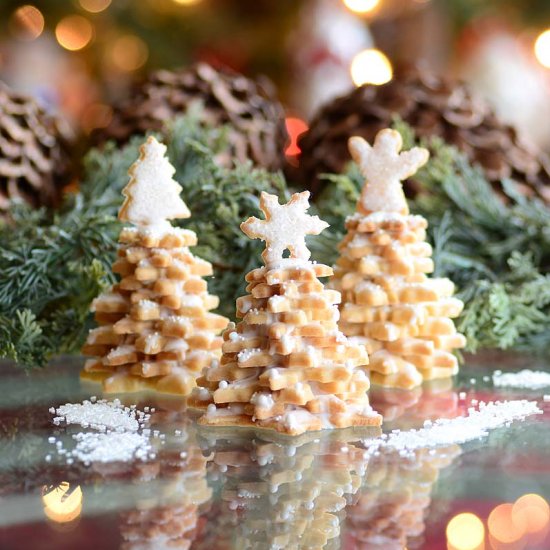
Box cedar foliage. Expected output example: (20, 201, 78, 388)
(0, 110, 286, 367)
(1, 114, 549, 367)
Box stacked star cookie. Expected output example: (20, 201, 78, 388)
(329, 129, 466, 389)
(189, 191, 381, 435)
(82, 136, 228, 395)
(201, 431, 371, 550)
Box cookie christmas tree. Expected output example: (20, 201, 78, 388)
(189, 191, 381, 435)
(81, 136, 228, 395)
(329, 129, 466, 390)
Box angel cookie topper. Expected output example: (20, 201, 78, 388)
(241, 190, 328, 265)
(349, 129, 428, 215)
(190, 191, 382, 436)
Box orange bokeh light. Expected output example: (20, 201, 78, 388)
(79, 0, 112, 13)
(10, 5, 44, 41)
(42, 482, 83, 524)
(110, 35, 149, 72)
(488, 503, 524, 544)
(512, 493, 550, 534)
(285, 117, 308, 156)
(55, 15, 93, 51)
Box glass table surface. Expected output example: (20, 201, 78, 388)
(1, 352, 550, 550)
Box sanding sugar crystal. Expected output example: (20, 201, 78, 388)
(362, 400, 542, 459)
(493, 370, 550, 390)
(48, 398, 155, 465)
(52, 398, 147, 432)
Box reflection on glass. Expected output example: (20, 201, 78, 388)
(197, 427, 379, 549)
(347, 445, 460, 549)
(486, 493, 549, 549)
(369, 380, 458, 426)
(42, 481, 83, 524)
(113, 398, 212, 550)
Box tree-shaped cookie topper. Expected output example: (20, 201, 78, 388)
(119, 135, 190, 228)
(349, 129, 429, 215)
(241, 191, 328, 265)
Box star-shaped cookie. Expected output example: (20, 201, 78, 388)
(241, 191, 328, 265)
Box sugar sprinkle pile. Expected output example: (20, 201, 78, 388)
(47, 398, 156, 465)
(493, 369, 550, 390)
(363, 400, 542, 459)
(51, 398, 142, 432)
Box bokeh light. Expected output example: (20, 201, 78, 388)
(534, 29, 550, 68)
(285, 117, 308, 156)
(488, 503, 524, 544)
(342, 0, 380, 14)
(172, 0, 203, 5)
(512, 493, 550, 534)
(350, 48, 393, 86)
(79, 0, 112, 13)
(110, 35, 149, 72)
(446, 512, 485, 550)
(10, 5, 44, 41)
(42, 482, 83, 523)
(56, 15, 94, 51)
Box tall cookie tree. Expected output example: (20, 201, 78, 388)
(81, 136, 228, 395)
(329, 129, 466, 390)
(189, 191, 381, 435)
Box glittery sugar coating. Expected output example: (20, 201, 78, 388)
(349, 129, 429, 215)
(119, 136, 190, 228)
(241, 191, 328, 266)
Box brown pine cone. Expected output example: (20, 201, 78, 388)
(0, 82, 73, 214)
(295, 65, 550, 205)
(93, 63, 289, 171)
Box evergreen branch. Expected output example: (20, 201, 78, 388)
(2, 110, 549, 367)
(0, 110, 288, 367)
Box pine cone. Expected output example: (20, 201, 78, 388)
(0, 82, 73, 214)
(295, 65, 550, 205)
(93, 63, 289, 171)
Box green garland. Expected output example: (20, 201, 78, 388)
(1, 114, 549, 368)
(0, 110, 286, 367)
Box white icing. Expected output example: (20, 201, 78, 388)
(241, 191, 328, 264)
(250, 392, 275, 409)
(138, 299, 157, 310)
(107, 345, 134, 358)
(119, 136, 190, 226)
(348, 130, 428, 214)
(237, 348, 262, 363)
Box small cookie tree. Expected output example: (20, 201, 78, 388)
(330, 129, 466, 389)
(189, 190, 381, 435)
(81, 136, 228, 395)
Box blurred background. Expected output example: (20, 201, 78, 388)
(0, 0, 549, 152)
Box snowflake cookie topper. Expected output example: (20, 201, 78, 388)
(119, 136, 190, 227)
(241, 191, 329, 265)
(349, 129, 429, 215)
